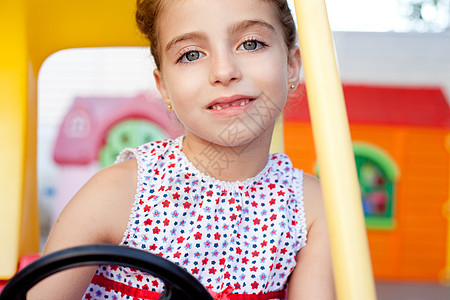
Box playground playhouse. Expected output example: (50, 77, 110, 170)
(285, 84, 450, 282)
(50, 93, 184, 223)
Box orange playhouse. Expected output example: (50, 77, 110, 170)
(284, 84, 450, 282)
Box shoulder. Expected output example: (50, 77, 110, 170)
(287, 173, 335, 298)
(85, 159, 139, 241)
(301, 173, 324, 231)
(77, 158, 138, 207)
(77, 158, 139, 232)
(303, 173, 321, 199)
(97, 156, 138, 185)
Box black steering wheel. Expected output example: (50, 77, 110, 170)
(0, 244, 213, 300)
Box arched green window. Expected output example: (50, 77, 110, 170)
(99, 119, 167, 168)
(353, 142, 400, 230)
(315, 142, 400, 230)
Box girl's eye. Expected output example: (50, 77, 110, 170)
(178, 50, 203, 63)
(242, 41, 258, 51)
(238, 40, 265, 51)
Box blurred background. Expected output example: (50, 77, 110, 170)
(35, 0, 449, 299)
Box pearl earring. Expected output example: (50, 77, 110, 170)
(290, 84, 295, 90)
(167, 103, 172, 110)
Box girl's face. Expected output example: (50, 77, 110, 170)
(154, 0, 301, 148)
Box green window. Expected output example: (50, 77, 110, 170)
(99, 119, 167, 168)
(315, 142, 399, 230)
(353, 142, 399, 230)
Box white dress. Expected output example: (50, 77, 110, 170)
(83, 136, 307, 300)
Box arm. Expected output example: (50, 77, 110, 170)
(288, 173, 335, 299)
(27, 158, 138, 300)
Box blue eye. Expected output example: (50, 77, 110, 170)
(179, 50, 203, 63)
(185, 51, 200, 61)
(243, 41, 258, 50)
(239, 39, 266, 52)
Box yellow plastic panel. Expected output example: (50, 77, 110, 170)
(0, 0, 30, 279)
(0, 0, 146, 279)
(26, 0, 147, 73)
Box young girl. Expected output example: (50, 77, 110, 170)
(29, 0, 334, 299)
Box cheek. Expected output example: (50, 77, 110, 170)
(254, 60, 289, 99)
(165, 71, 201, 102)
(249, 51, 289, 84)
(261, 59, 290, 108)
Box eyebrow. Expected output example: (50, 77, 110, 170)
(228, 19, 276, 36)
(164, 19, 276, 53)
(165, 32, 207, 52)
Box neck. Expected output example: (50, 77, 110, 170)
(181, 131, 274, 182)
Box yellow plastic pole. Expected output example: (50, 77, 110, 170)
(293, 0, 376, 299)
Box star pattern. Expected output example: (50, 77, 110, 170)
(83, 137, 307, 299)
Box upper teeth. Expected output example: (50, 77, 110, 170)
(211, 99, 250, 110)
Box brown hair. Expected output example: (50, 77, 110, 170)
(136, 0, 298, 70)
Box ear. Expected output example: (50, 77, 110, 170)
(153, 69, 173, 110)
(287, 46, 302, 89)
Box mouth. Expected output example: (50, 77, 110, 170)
(207, 95, 255, 111)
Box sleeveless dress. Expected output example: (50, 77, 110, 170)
(83, 136, 307, 300)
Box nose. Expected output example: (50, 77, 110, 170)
(208, 51, 242, 86)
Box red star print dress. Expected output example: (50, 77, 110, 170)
(83, 136, 307, 300)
